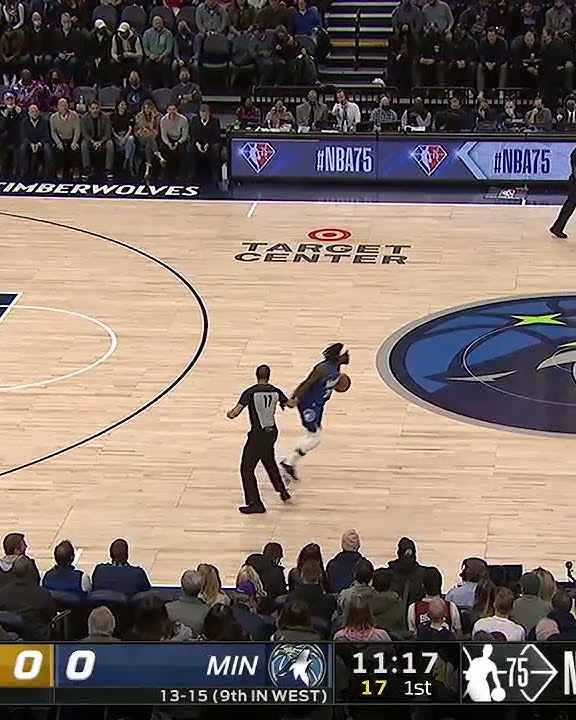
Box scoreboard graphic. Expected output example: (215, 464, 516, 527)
(2, 642, 576, 705)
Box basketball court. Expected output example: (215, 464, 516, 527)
(1, 197, 575, 586)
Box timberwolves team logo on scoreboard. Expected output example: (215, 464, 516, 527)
(377, 294, 576, 435)
(411, 145, 448, 176)
(239, 141, 277, 173)
(268, 645, 326, 688)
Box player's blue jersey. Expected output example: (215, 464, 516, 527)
(300, 360, 340, 409)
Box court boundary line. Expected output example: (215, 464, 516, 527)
(0, 304, 117, 392)
(0, 292, 22, 327)
(0, 211, 210, 477)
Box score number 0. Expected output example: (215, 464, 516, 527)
(14, 650, 96, 681)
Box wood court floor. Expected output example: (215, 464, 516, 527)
(0, 197, 575, 587)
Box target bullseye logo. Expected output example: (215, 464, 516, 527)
(308, 228, 352, 242)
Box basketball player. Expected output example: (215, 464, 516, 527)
(280, 343, 350, 483)
(550, 146, 576, 238)
(227, 364, 292, 514)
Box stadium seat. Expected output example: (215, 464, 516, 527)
(72, 86, 98, 107)
(148, 5, 175, 30)
(98, 85, 121, 110)
(152, 87, 172, 112)
(120, 5, 147, 35)
(199, 34, 231, 89)
(294, 34, 316, 57)
(0, 610, 36, 640)
(91, 4, 118, 29)
(231, 35, 255, 87)
(175, 5, 198, 32)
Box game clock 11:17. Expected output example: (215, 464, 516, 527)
(334, 643, 461, 705)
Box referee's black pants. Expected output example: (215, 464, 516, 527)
(552, 179, 576, 232)
(240, 427, 287, 506)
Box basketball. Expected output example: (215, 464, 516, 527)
(335, 373, 351, 393)
(491, 687, 506, 702)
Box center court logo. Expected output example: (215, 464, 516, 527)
(412, 144, 448, 176)
(240, 141, 277, 173)
(268, 645, 326, 688)
(376, 294, 576, 435)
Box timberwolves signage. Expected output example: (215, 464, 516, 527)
(235, 228, 411, 265)
(377, 294, 576, 435)
(0, 181, 200, 198)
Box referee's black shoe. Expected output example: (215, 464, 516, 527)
(279, 487, 291, 502)
(550, 226, 568, 238)
(239, 503, 266, 514)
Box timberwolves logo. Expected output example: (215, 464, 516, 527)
(268, 645, 326, 688)
(377, 294, 576, 435)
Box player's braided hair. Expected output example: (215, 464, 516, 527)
(323, 343, 345, 361)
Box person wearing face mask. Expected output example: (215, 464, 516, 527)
(556, 94, 576, 128)
(120, 69, 152, 115)
(19, 103, 53, 178)
(23, 12, 52, 78)
(51, 12, 85, 83)
(370, 93, 398, 132)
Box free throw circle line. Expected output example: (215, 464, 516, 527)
(0, 304, 117, 392)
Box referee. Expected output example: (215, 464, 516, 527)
(550, 146, 576, 238)
(227, 364, 293, 514)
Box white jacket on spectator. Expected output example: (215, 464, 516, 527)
(331, 101, 361, 132)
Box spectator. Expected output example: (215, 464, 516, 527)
(200, 603, 247, 640)
(498, 96, 523, 129)
(334, 595, 392, 642)
(326, 529, 365, 593)
(265, 98, 294, 128)
(296, 88, 329, 130)
(245, 542, 287, 599)
(24, 12, 53, 79)
(195, 0, 228, 58)
(510, 30, 540, 88)
(519, 0, 541, 33)
(401, 95, 432, 129)
(45, 69, 72, 113)
(257, 0, 291, 30)
(407, 566, 462, 635)
(189, 103, 221, 183)
(126, 594, 192, 641)
(197, 562, 229, 607)
(272, 599, 323, 642)
(0, 93, 21, 173)
(80, 99, 114, 179)
(387, 536, 426, 604)
(435, 94, 469, 131)
(545, 0, 572, 35)
(486, 0, 517, 38)
(236, 564, 266, 596)
(417, 596, 457, 640)
(143, 15, 174, 88)
(445, 24, 478, 87)
(370, 567, 407, 634)
(62, 0, 89, 29)
(12, 69, 45, 110)
(171, 65, 201, 117)
(416, 24, 446, 85)
(459, 0, 489, 40)
(92, 538, 152, 595)
(111, 23, 144, 83)
(160, 102, 189, 177)
(535, 617, 560, 640)
(89, 19, 113, 86)
(82, 606, 119, 642)
(42, 540, 91, 597)
(19, 103, 53, 177)
(392, 0, 424, 35)
(472, 587, 525, 640)
(533, 567, 557, 603)
(468, 576, 498, 627)
(556, 93, 576, 127)
(0, 26, 25, 86)
(446, 557, 487, 610)
(511, 572, 550, 632)
(2, 0, 25, 30)
(274, 25, 318, 85)
(110, 98, 135, 173)
(288, 542, 329, 592)
(287, 559, 336, 621)
(0, 532, 41, 589)
(370, 93, 398, 131)
(173, 20, 196, 74)
(548, 590, 576, 639)
(121, 70, 152, 115)
(228, 0, 256, 37)
(236, 96, 261, 124)
(389, 24, 418, 90)
(524, 95, 552, 130)
(338, 559, 376, 616)
(252, 24, 278, 84)
(229, 580, 275, 640)
(52, 12, 85, 83)
(0, 556, 56, 639)
(330, 89, 361, 133)
(166, 569, 209, 636)
(290, 0, 322, 38)
(421, 0, 453, 34)
(477, 27, 508, 91)
(540, 26, 573, 93)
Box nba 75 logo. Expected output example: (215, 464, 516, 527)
(240, 141, 276, 174)
(412, 144, 448, 176)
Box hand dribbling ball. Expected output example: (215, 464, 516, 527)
(335, 373, 351, 393)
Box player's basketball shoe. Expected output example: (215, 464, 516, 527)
(239, 503, 266, 514)
(280, 461, 299, 483)
(279, 487, 291, 502)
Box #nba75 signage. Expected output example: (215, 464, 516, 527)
(230, 136, 573, 183)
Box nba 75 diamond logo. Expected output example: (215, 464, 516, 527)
(463, 643, 558, 703)
(240, 141, 276, 174)
(412, 144, 448, 176)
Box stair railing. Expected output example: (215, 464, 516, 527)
(354, 8, 361, 71)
